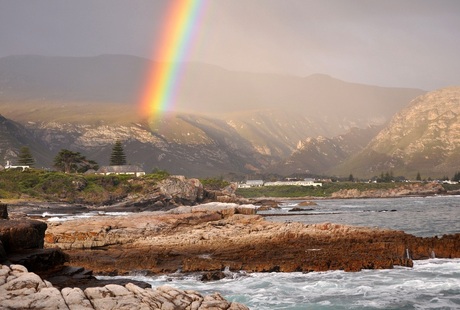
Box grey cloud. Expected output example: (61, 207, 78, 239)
(0, 0, 459, 90)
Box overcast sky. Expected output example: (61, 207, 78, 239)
(1, 0, 459, 90)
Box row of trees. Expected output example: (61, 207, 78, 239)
(349, 170, 460, 183)
(13, 140, 127, 173)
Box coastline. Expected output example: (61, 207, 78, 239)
(1, 178, 459, 309)
(42, 203, 459, 276)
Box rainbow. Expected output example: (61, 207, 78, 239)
(139, 0, 206, 124)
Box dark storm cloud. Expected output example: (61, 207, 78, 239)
(1, 0, 459, 90)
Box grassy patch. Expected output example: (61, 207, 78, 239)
(441, 183, 460, 191)
(236, 182, 402, 198)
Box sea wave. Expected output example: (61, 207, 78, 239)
(98, 259, 460, 309)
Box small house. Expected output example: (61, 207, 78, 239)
(97, 165, 145, 177)
(238, 180, 264, 188)
(4, 161, 29, 171)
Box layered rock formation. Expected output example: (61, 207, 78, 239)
(0, 264, 248, 310)
(44, 203, 460, 275)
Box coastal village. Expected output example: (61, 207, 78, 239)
(238, 178, 323, 188)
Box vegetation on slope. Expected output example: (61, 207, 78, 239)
(1, 169, 459, 204)
(0, 169, 169, 204)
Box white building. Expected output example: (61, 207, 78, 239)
(4, 161, 29, 171)
(265, 178, 322, 187)
(97, 165, 145, 177)
(238, 180, 264, 188)
(238, 178, 322, 188)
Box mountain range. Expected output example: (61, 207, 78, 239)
(2, 54, 456, 179)
(332, 87, 460, 179)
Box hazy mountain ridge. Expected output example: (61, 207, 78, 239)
(0, 54, 146, 103)
(0, 54, 430, 177)
(332, 87, 460, 178)
(0, 55, 424, 134)
(0, 115, 51, 166)
(13, 115, 271, 176)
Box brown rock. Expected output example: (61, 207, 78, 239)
(331, 182, 446, 199)
(44, 207, 460, 275)
(0, 219, 47, 252)
(0, 217, 69, 273)
(0, 203, 8, 219)
(0, 241, 7, 263)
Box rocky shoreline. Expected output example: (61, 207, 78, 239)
(0, 206, 250, 309)
(0, 264, 248, 310)
(1, 178, 460, 309)
(43, 203, 459, 276)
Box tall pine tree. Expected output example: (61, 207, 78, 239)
(17, 146, 35, 166)
(452, 171, 460, 182)
(110, 140, 127, 165)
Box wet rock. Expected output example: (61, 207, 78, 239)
(0, 219, 47, 251)
(0, 203, 8, 219)
(0, 215, 70, 277)
(288, 207, 314, 212)
(7, 248, 68, 272)
(200, 271, 226, 282)
(251, 199, 279, 209)
(298, 201, 317, 207)
(0, 241, 7, 262)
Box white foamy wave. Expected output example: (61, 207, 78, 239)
(97, 259, 460, 309)
(40, 211, 133, 222)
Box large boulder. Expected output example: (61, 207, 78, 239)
(0, 215, 68, 272)
(0, 219, 47, 252)
(159, 176, 204, 205)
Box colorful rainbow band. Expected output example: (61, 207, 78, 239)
(139, 0, 206, 124)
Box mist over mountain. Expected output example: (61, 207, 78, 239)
(0, 54, 146, 104)
(0, 55, 423, 135)
(0, 115, 50, 167)
(332, 87, 460, 179)
(270, 125, 383, 176)
(0, 54, 428, 177)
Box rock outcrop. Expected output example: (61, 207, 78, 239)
(330, 182, 446, 199)
(0, 215, 68, 272)
(75, 176, 241, 210)
(44, 203, 460, 275)
(0, 206, 102, 289)
(0, 264, 248, 310)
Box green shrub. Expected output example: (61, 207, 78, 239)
(145, 169, 170, 181)
(200, 178, 230, 190)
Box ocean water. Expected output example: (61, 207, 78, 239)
(96, 196, 460, 309)
(100, 259, 460, 309)
(261, 195, 460, 237)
